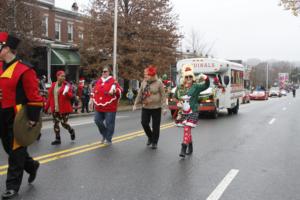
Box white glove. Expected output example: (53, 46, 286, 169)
(197, 73, 207, 82)
(132, 105, 137, 111)
(63, 85, 70, 95)
(109, 84, 116, 95)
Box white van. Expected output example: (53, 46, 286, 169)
(168, 58, 245, 118)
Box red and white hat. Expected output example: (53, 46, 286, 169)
(181, 64, 195, 81)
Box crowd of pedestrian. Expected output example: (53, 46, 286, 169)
(0, 31, 211, 200)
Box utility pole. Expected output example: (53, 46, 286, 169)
(112, 0, 118, 79)
(266, 63, 269, 90)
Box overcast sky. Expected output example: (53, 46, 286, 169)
(55, 0, 300, 62)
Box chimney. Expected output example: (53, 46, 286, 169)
(71, 2, 79, 12)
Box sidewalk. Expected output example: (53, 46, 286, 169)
(42, 105, 135, 121)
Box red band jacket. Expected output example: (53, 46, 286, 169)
(0, 59, 43, 121)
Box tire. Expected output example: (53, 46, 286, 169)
(212, 109, 218, 119)
(227, 108, 233, 115)
(212, 101, 219, 119)
(232, 100, 239, 114)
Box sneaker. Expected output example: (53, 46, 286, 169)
(104, 140, 112, 146)
(100, 138, 105, 144)
(151, 143, 157, 149)
(1, 190, 18, 199)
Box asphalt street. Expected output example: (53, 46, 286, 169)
(0, 93, 299, 200)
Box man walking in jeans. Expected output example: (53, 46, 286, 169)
(92, 67, 122, 145)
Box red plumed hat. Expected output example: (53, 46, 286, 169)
(0, 32, 20, 50)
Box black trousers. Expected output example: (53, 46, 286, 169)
(0, 108, 37, 191)
(81, 97, 90, 113)
(141, 108, 162, 144)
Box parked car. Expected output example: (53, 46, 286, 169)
(250, 89, 268, 100)
(280, 89, 287, 96)
(269, 87, 282, 97)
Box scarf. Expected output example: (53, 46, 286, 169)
(141, 80, 156, 102)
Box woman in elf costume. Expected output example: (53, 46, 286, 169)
(174, 64, 210, 158)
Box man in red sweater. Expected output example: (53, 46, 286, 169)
(92, 67, 122, 144)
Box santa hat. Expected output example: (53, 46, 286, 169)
(0, 32, 20, 50)
(181, 64, 195, 81)
(146, 65, 157, 77)
(56, 70, 65, 77)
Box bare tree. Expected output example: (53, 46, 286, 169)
(279, 0, 300, 16)
(185, 29, 216, 57)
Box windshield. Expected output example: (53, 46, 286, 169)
(195, 74, 220, 85)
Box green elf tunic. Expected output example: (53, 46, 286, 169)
(174, 78, 210, 127)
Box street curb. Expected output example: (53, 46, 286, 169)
(41, 105, 136, 121)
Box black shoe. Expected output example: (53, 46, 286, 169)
(146, 139, 152, 146)
(28, 161, 40, 183)
(179, 143, 187, 158)
(51, 139, 61, 145)
(151, 143, 157, 149)
(186, 142, 193, 155)
(1, 190, 18, 199)
(36, 133, 41, 141)
(70, 129, 75, 140)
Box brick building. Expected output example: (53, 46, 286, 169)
(34, 0, 83, 82)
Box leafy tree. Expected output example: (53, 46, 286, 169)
(0, 0, 43, 60)
(80, 0, 181, 80)
(279, 0, 300, 16)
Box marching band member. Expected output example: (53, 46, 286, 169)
(0, 32, 43, 199)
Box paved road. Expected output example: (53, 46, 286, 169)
(0, 93, 299, 200)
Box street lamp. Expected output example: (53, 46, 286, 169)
(112, 0, 118, 79)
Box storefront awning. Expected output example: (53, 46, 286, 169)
(51, 49, 80, 66)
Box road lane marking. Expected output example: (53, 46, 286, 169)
(282, 107, 287, 111)
(0, 122, 175, 174)
(206, 169, 239, 200)
(0, 122, 174, 170)
(269, 118, 276, 125)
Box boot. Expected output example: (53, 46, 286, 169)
(179, 143, 187, 158)
(70, 129, 76, 140)
(186, 142, 193, 155)
(51, 138, 61, 145)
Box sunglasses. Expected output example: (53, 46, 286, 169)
(185, 76, 193, 79)
(102, 71, 109, 73)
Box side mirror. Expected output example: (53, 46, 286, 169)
(224, 76, 230, 86)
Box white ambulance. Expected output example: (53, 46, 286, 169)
(168, 58, 245, 118)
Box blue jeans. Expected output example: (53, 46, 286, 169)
(94, 111, 117, 142)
